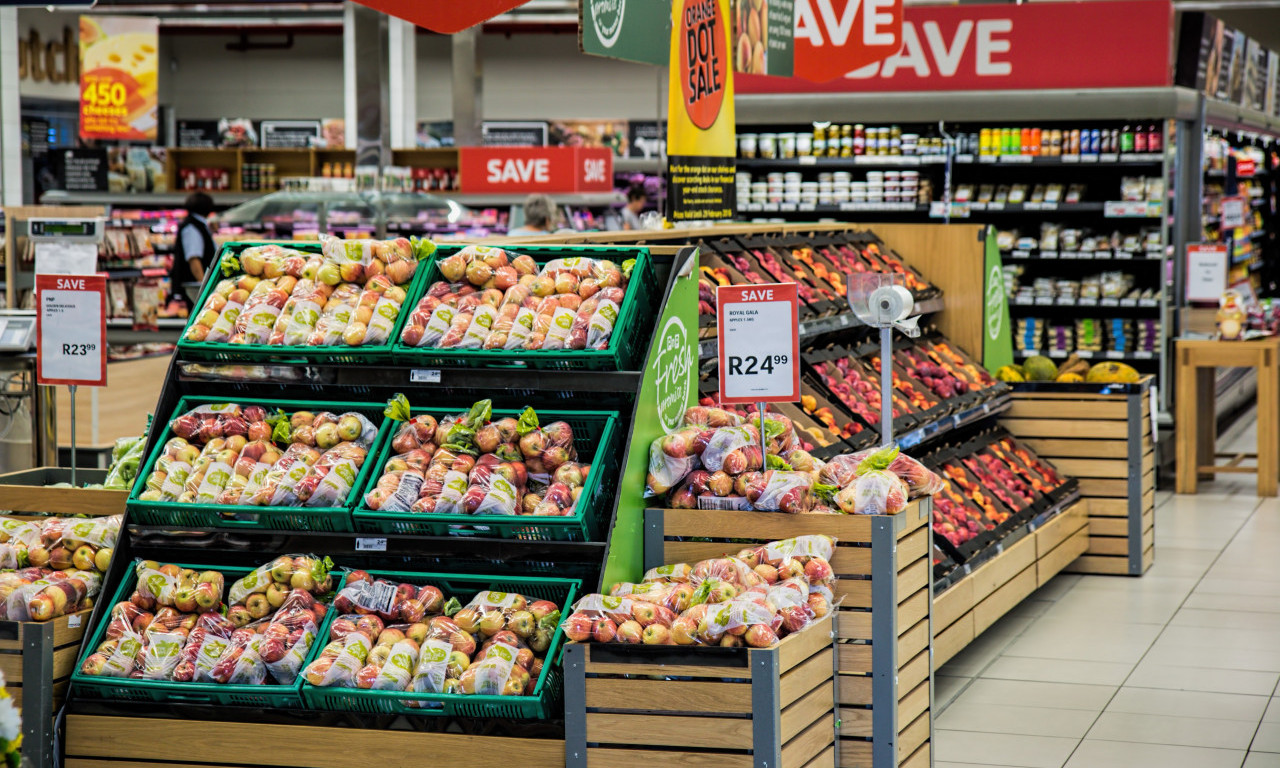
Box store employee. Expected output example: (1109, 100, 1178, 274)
(170, 192, 216, 304)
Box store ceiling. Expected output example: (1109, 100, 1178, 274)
(82, 0, 578, 28)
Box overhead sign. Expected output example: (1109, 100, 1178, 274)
(352, 0, 528, 33)
(717, 283, 800, 404)
(78, 16, 158, 141)
(458, 147, 613, 194)
(36, 274, 107, 387)
(792, 0, 901, 81)
(1186, 243, 1228, 303)
(667, 0, 737, 222)
(580, 0, 673, 66)
(739, 0, 1172, 93)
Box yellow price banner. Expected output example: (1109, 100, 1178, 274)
(79, 16, 158, 141)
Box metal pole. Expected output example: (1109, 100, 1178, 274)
(880, 327, 893, 444)
(68, 384, 76, 484)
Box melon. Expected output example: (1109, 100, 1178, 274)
(1085, 362, 1140, 384)
(1023, 355, 1058, 382)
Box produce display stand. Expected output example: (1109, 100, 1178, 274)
(3, 609, 91, 768)
(933, 501, 1088, 668)
(1001, 378, 1155, 575)
(642, 501, 933, 768)
(564, 613, 838, 768)
(0, 468, 126, 517)
(62, 241, 700, 768)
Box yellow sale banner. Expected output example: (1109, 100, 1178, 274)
(78, 16, 159, 141)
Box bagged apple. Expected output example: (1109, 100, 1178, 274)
(744, 470, 817, 514)
(361, 637, 420, 691)
(209, 630, 268, 685)
(640, 562, 693, 584)
(303, 633, 371, 687)
(228, 554, 332, 606)
(292, 442, 368, 507)
(451, 590, 544, 641)
(607, 580, 697, 614)
(0, 520, 40, 569)
(458, 641, 525, 696)
(138, 631, 187, 680)
(408, 636, 455, 695)
(80, 627, 144, 678)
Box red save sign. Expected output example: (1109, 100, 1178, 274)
(35, 274, 107, 388)
(717, 283, 800, 405)
(352, 0, 528, 33)
(458, 147, 613, 194)
(741, 0, 1172, 92)
(794, 0, 904, 82)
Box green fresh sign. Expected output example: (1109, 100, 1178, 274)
(982, 227, 1013, 372)
(601, 248, 699, 589)
(580, 0, 672, 66)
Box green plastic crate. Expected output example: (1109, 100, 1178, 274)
(351, 407, 620, 541)
(392, 245, 656, 371)
(70, 559, 326, 708)
(301, 569, 579, 719)
(175, 239, 432, 365)
(126, 396, 391, 532)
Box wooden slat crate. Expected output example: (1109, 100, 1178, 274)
(2, 608, 92, 767)
(0, 468, 127, 518)
(933, 503, 1088, 668)
(1002, 379, 1154, 576)
(64, 714, 565, 768)
(643, 498, 933, 768)
(563, 613, 836, 768)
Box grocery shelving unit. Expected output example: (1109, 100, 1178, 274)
(61, 242, 696, 767)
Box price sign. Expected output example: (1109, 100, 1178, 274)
(1220, 196, 1248, 229)
(36, 274, 106, 387)
(1185, 243, 1229, 302)
(716, 283, 800, 404)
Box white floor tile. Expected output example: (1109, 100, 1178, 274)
(1124, 660, 1279, 696)
(1000, 617, 1162, 664)
(981, 656, 1134, 686)
(949, 678, 1117, 711)
(1184, 592, 1280, 613)
(935, 673, 971, 710)
(936, 730, 1078, 768)
(1106, 686, 1269, 721)
(936, 702, 1098, 738)
(1086, 711, 1258, 749)
(1254, 722, 1280, 753)
(1244, 753, 1280, 768)
(1063, 739, 1245, 768)
(1265, 697, 1280, 723)
(1171, 608, 1280, 631)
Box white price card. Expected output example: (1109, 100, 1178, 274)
(1185, 243, 1229, 302)
(1220, 196, 1247, 229)
(36, 274, 106, 387)
(716, 283, 800, 404)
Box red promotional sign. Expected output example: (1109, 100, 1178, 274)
(740, 0, 1173, 93)
(717, 283, 801, 405)
(793, 0, 904, 82)
(352, 0, 528, 33)
(36, 274, 107, 387)
(1237, 157, 1257, 178)
(458, 147, 613, 194)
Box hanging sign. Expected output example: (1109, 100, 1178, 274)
(78, 16, 158, 141)
(667, 0, 737, 222)
(731, 0, 796, 76)
(1220, 196, 1247, 229)
(580, 0, 673, 66)
(458, 147, 612, 194)
(717, 283, 800, 404)
(36, 274, 107, 387)
(740, 0, 1172, 93)
(351, 0, 528, 33)
(1186, 243, 1229, 302)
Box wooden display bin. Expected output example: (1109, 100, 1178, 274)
(933, 503, 1088, 667)
(563, 613, 836, 768)
(1001, 379, 1154, 575)
(643, 499, 933, 768)
(2, 609, 91, 768)
(0, 468, 126, 517)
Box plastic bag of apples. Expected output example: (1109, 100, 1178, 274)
(564, 534, 838, 648)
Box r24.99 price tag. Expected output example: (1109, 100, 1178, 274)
(716, 283, 800, 405)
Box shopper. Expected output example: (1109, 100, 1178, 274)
(622, 183, 648, 230)
(170, 192, 217, 306)
(507, 194, 558, 237)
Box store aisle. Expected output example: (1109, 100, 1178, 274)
(935, 418, 1280, 768)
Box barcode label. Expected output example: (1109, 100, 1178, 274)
(356, 537, 387, 552)
(410, 369, 441, 383)
(696, 495, 752, 511)
(68, 614, 82, 628)
(355, 580, 397, 614)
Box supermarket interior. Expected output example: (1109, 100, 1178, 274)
(1, 0, 1280, 766)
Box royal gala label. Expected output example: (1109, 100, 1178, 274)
(458, 147, 613, 194)
(740, 0, 1173, 92)
(680, 0, 729, 129)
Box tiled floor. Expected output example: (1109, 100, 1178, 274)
(935, 416, 1280, 767)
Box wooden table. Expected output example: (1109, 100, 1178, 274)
(1176, 336, 1280, 495)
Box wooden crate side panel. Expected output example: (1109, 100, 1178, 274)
(1001, 418, 1129, 439)
(971, 534, 1036, 603)
(899, 679, 929, 728)
(902, 740, 930, 768)
(780, 713, 836, 768)
(586, 712, 752, 749)
(780, 650, 835, 707)
(837, 587, 926, 641)
(65, 715, 566, 768)
(584, 678, 750, 714)
(973, 565, 1037, 636)
(587, 749, 752, 768)
(898, 710, 930, 761)
(837, 673, 871, 706)
(1038, 528, 1090, 587)
(801, 745, 836, 768)
(778, 615, 837, 671)
(1052, 458, 1130, 479)
(933, 578, 974, 632)
(1005, 400, 1128, 419)
(1035, 504, 1088, 556)
(933, 612, 974, 668)
(1022, 437, 1129, 458)
(780, 679, 836, 743)
(838, 740, 872, 768)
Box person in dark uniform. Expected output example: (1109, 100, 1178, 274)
(170, 192, 216, 307)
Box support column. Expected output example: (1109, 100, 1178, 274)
(388, 18, 416, 151)
(451, 27, 482, 147)
(1168, 101, 1205, 414)
(0, 8, 23, 206)
(343, 2, 390, 169)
